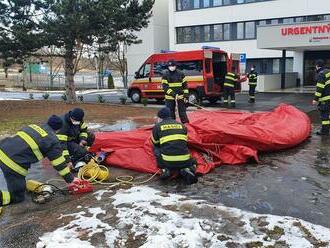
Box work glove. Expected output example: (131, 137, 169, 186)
(67, 177, 93, 194)
(79, 140, 87, 147)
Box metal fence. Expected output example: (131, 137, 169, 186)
(0, 72, 124, 90)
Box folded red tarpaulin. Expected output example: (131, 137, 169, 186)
(89, 104, 311, 174)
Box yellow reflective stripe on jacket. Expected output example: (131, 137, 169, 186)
(63, 150, 69, 156)
(224, 83, 235, 87)
(160, 134, 187, 145)
(79, 132, 88, 138)
(2, 191, 10, 205)
(162, 79, 168, 84)
(225, 76, 236, 81)
(51, 156, 66, 167)
(326, 72, 330, 78)
(316, 83, 325, 89)
(0, 149, 28, 176)
(151, 135, 159, 144)
(315, 92, 322, 97)
(168, 82, 182, 87)
(165, 95, 175, 100)
(249, 83, 257, 85)
(80, 122, 88, 129)
(161, 153, 191, 162)
(166, 89, 173, 95)
(177, 95, 184, 99)
(227, 72, 235, 76)
(319, 95, 330, 102)
(183, 89, 189, 94)
(322, 120, 330, 125)
(29, 125, 48, 137)
(17, 131, 43, 161)
(57, 134, 68, 141)
(58, 167, 70, 176)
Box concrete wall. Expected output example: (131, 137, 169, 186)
(241, 72, 298, 92)
(126, 0, 169, 84)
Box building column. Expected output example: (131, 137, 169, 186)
(293, 51, 304, 86)
(281, 50, 286, 89)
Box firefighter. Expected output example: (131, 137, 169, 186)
(224, 67, 238, 108)
(313, 59, 330, 136)
(162, 60, 189, 124)
(151, 107, 198, 185)
(57, 108, 95, 168)
(0, 115, 81, 206)
(247, 66, 258, 103)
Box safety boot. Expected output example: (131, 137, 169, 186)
(160, 168, 171, 180)
(180, 168, 198, 185)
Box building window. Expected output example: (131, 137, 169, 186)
(283, 18, 294, 24)
(176, 14, 330, 44)
(204, 25, 211, 41)
(213, 0, 223, 6)
(177, 0, 277, 11)
(213, 24, 223, 41)
(223, 23, 230, 40)
(236, 22, 244, 39)
(245, 21, 255, 39)
(223, 0, 231, 5)
(194, 26, 202, 42)
(194, 0, 200, 9)
(203, 0, 210, 8)
(246, 58, 294, 75)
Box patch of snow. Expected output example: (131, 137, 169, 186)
(93, 189, 111, 201)
(38, 186, 330, 248)
(87, 123, 105, 130)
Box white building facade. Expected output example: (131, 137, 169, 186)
(169, 0, 330, 86)
(126, 0, 169, 80)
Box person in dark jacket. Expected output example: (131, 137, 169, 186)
(57, 108, 95, 167)
(312, 59, 330, 136)
(162, 60, 189, 123)
(0, 115, 81, 206)
(151, 107, 198, 184)
(247, 66, 258, 103)
(223, 67, 238, 108)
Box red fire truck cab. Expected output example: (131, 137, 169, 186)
(127, 48, 241, 104)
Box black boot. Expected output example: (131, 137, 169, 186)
(231, 103, 236, 108)
(316, 131, 329, 136)
(180, 168, 198, 185)
(160, 168, 171, 180)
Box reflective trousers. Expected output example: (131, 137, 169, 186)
(0, 162, 26, 206)
(249, 85, 256, 102)
(319, 103, 330, 135)
(223, 87, 235, 105)
(165, 99, 189, 124)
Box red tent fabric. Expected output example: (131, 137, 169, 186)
(90, 104, 311, 174)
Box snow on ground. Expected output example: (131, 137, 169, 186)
(38, 186, 330, 248)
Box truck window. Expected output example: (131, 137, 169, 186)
(153, 60, 203, 77)
(177, 60, 203, 76)
(138, 63, 151, 78)
(153, 62, 168, 77)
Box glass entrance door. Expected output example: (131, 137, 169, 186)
(304, 51, 330, 86)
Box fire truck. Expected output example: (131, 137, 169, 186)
(127, 47, 243, 104)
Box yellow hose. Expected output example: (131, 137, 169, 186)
(77, 158, 160, 188)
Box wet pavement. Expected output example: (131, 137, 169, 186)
(1, 93, 330, 247)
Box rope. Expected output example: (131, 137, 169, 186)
(188, 101, 212, 111)
(77, 158, 160, 188)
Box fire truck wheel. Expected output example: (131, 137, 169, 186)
(207, 97, 219, 104)
(131, 90, 141, 103)
(188, 91, 199, 105)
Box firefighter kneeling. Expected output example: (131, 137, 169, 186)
(151, 107, 198, 185)
(0, 115, 83, 207)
